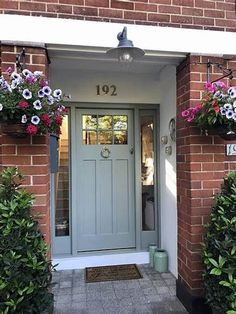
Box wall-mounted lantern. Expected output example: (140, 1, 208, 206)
(106, 26, 145, 63)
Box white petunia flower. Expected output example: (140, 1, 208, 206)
(7, 84, 12, 93)
(214, 91, 221, 98)
(22, 89, 32, 99)
(42, 86, 52, 96)
(22, 69, 32, 77)
(220, 108, 227, 115)
(224, 103, 233, 110)
(33, 100, 42, 110)
(233, 113, 236, 121)
(11, 72, 21, 80)
(47, 96, 54, 105)
(0, 103, 3, 111)
(34, 71, 43, 77)
(38, 89, 44, 98)
(31, 115, 40, 125)
(226, 110, 234, 119)
(53, 89, 62, 98)
(21, 114, 27, 123)
(228, 87, 236, 98)
(11, 79, 19, 90)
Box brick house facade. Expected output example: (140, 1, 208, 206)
(1, 1, 236, 313)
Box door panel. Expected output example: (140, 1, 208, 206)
(76, 109, 135, 251)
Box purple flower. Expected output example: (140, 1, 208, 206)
(26, 75, 37, 84)
(215, 81, 226, 90)
(41, 80, 49, 87)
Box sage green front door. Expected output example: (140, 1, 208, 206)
(76, 109, 135, 251)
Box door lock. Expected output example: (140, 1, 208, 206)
(130, 146, 134, 155)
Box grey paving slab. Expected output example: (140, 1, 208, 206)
(52, 264, 189, 314)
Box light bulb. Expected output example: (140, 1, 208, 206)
(119, 52, 133, 63)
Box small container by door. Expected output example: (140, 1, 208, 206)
(149, 244, 157, 267)
(154, 249, 168, 273)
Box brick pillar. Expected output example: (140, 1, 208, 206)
(0, 44, 51, 246)
(176, 54, 236, 313)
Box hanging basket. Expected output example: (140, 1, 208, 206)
(0, 121, 28, 138)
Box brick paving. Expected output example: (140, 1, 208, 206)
(52, 264, 188, 314)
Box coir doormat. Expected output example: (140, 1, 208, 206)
(85, 264, 142, 283)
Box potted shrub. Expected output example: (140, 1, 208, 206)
(0, 167, 54, 313)
(181, 81, 236, 140)
(0, 67, 67, 136)
(202, 170, 236, 314)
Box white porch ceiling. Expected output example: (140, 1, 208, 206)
(47, 45, 186, 75)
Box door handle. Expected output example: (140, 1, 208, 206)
(101, 146, 111, 158)
(130, 146, 134, 155)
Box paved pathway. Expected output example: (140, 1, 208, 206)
(52, 264, 188, 314)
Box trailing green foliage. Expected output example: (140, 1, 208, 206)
(0, 167, 54, 314)
(202, 170, 236, 314)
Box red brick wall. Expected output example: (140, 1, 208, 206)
(176, 54, 236, 296)
(0, 0, 235, 31)
(0, 45, 51, 245)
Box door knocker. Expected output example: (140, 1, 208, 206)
(101, 146, 111, 158)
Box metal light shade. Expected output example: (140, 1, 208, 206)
(107, 27, 145, 62)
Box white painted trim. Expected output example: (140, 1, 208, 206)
(0, 14, 236, 56)
(53, 252, 149, 270)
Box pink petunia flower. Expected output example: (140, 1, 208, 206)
(55, 115, 63, 125)
(194, 104, 202, 112)
(41, 80, 49, 87)
(26, 124, 38, 135)
(18, 100, 29, 109)
(213, 106, 220, 113)
(6, 67, 13, 75)
(205, 82, 216, 93)
(41, 113, 51, 127)
(181, 110, 190, 118)
(26, 75, 37, 84)
(215, 81, 226, 90)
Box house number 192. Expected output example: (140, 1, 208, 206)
(96, 84, 117, 96)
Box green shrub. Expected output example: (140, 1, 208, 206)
(0, 167, 54, 314)
(202, 170, 236, 314)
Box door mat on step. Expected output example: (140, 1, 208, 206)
(85, 264, 142, 283)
